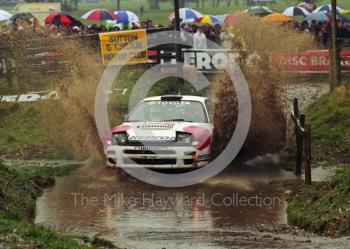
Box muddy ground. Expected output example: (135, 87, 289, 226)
(31, 159, 350, 249)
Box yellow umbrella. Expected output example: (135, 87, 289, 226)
(339, 9, 350, 14)
(263, 13, 292, 22)
(194, 15, 221, 24)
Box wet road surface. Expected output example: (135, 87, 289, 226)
(34, 160, 349, 249)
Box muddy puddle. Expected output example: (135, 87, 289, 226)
(34, 159, 343, 249)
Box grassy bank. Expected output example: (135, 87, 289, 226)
(306, 85, 350, 164)
(0, 102, 77, 160)
(0, 161, 87, 248)
(0, 161, 118, 248)
(286, 166, 350, 236)
(0, 65, 201, 160)
(286, 85, 350, 236)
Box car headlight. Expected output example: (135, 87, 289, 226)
(112, 132, 127, 145)
(176, 132, 192, 145)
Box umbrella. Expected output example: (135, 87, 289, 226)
(45, 12, 81, 26)
(81, 9, 117, 21)
(243, 6, 273, 16)
(339, 9, 350, 15)
(304, 12, 329, 23)
(114, 10, 139, 23)
(297, 2, 315, 13)
(168, 8, 203, 22)
(313, 4, 344, 13)
(283, 6, 310, 17)
(223, 13, 239, 25)
(263, 13, 292, 22)
(0, 10, 12, 21)
(194, 15, 220, 24)
(10, 12, 34, 21)
(215, 14, 227, 23)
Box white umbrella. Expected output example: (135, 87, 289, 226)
(114, 10, 139, 23)
(283, 6, 310, 17)
(0, 10, 12, 21)
(313, 4, 344, 13)
(168, 8, 203, 22)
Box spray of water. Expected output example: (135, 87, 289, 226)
(210, 15, 317, 161)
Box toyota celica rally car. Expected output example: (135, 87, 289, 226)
(105, 95, 213, 169)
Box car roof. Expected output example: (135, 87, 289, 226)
(142, 95, 208, 102)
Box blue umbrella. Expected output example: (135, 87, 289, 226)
(215, 14, 227, 23)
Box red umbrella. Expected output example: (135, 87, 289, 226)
(45, 12, 80, 26)
(224, 13, 238, 25)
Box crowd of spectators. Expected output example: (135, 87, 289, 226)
(1, 14, 350, 49)
(286, 19, 350, 47)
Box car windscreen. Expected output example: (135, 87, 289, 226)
(127, 100, 208, 123)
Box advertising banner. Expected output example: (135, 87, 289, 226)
(0, 91, 59, 103)
(99, 30, 148, 65)
(273, 50, 350, 73)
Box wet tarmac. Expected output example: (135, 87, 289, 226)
(34, 160, 349, 249)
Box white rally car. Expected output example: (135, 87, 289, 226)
(105, 95, 213, 169)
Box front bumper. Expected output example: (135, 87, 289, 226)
(105, 145, 209, 169)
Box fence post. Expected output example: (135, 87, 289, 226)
(294, 99, 301, 175)
(304, 124, 312, 185)
(330, 0, 341, 91)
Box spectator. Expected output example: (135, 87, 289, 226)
(193, 27, 207, 49)
(140, 6, 144, 17)
(220, 27, 235, 49)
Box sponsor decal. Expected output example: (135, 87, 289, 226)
(141, 123, 175, 130)
(197, 154, 210, 162)
(133, 146, 169, 150)
(128, 135, 176, 141)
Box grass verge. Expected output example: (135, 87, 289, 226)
(0, 161, 117, 248)
(285, 84, 350, 236)
(306, 85, 350, 164)
(286, 166, 350, 236)
(0, 65, 202, 160)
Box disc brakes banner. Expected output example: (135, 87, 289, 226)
(99, 30, 148, 65)
(272, 50, 350, 73)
